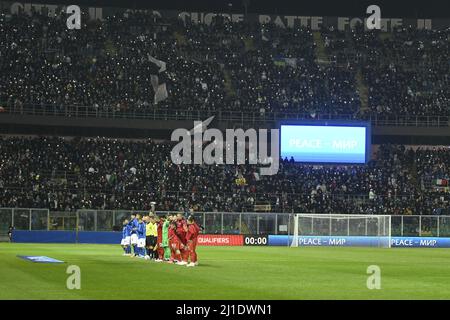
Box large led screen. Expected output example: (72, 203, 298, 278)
(280, 124, 370, 164)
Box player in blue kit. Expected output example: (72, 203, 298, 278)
(120, 219, 131, 256)
(137, 217, 146, 258)
(129, 214, 140, 257)
(121, 219, 132, 256)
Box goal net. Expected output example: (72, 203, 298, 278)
(290, 214, 391, 248)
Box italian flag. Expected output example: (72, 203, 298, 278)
(434, 179, 449, 186)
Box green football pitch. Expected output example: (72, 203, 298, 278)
(1, 243, 449, 300)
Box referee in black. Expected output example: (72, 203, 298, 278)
(145, 215, 158, 259)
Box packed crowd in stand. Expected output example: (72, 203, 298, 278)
(0, 9, 448, 215)
(322, 23, 449, 117)
(0, 136, 448, 215)
(0, 10, 448, 118)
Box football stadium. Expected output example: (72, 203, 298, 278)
(0, 0, 449, 304)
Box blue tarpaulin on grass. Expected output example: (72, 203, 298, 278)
(17, 255, 65, 263)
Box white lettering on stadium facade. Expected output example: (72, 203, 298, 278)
(6, 2, 442, 31)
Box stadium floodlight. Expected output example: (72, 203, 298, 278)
(290, 214, 391, 248)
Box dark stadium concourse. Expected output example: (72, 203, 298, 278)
(1, 113, 450, 143)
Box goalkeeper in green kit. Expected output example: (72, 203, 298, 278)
(155, 215, 170, 262)
(162, 214, 171, 260)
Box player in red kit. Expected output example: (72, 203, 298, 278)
(168, 222, 185, 264)
(175, 213, 189, 264)
(186, 215, 201, 267)
(155, 216, 164, 262)
(175, 213, 188, 244)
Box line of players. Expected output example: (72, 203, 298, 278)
(121, 213, 201, 267)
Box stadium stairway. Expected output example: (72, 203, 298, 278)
(379, 32, 393, 42)
(411, 158, 419, 189)
(240, 221, 250, 234)
(313, 31, 329, 64)
(243, 36, 255, 52)
(411, 156, 432, 191)
(223, 69, 237, 98)
(173, 31, 188, 46)
(104, 38, 118, 55)
(355, 68, 369, 114)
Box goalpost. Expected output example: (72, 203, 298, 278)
(290, 214, 392, 248)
